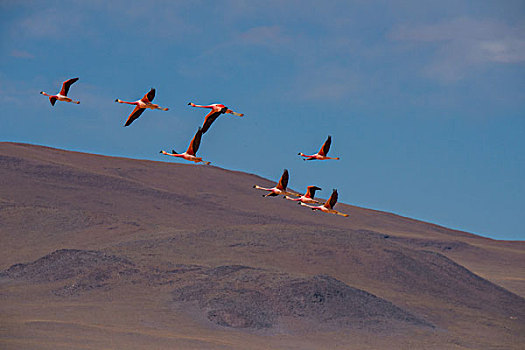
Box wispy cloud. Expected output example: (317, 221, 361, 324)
(292, 65, 360, 101)
(390, 17, 525, 81)
(239, 26, 291, 47)
(6, 1, 194, 44)
(10, 49, 34, 59)
(13, 8, 84, 39)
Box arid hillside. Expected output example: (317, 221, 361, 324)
(1, 142, 524, 349)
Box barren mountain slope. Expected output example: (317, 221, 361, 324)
(1, 142, 524, 349)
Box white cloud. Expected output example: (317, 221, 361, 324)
(390, 17, 525, 81)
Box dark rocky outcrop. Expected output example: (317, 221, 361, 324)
(172, 265, 431, 329)
(2, 250, 430, 330)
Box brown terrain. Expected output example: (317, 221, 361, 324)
(0, 141, 524, 349)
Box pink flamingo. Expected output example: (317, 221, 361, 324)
(253, 169, 297, 197)
(285, 186, 323, 204)
(300, 189, 349, 217)
(40, 78, 80, 106)
(115, 88, 169, 126)
(298, 135, 340, 161)
(188, 102, 244, 134)
(160, 127, 210, 165)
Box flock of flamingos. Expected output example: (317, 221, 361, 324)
(40, 77, 349, 217)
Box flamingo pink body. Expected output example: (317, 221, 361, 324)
(116, 88, 169, 126)
(298, 135, 340, 161)
(160, 127, 210, 165)
(188, 102, 244, 134)
(286, 195, 320, 204)
(300, 189, 349, 217)
(285, 185, 322, 204)
(160, 151, 209, 165)
(253, 169, 297, 197)
(40, 77, 80, 106)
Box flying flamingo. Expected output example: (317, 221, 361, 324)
(285, 186, 323, 204)
(253, 169, 297, 197)
(298, 135, 340, 161)
(300, 189, 349, 217)
(188, 102, 244, 134)
(115, 88, 169, 126)
(160, 127, 210, 165)
(40, 77, 80, 106)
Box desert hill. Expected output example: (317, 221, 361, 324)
(1, 142, 524, 349)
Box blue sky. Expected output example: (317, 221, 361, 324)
(1, 1, 524, 240)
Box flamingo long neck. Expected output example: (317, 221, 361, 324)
(161, 150, 183, 158)
(190, 103, 214, 109)
(117, 99, 138, 105)
(40, 91, 52, 97)
(299, 153, 315, 158)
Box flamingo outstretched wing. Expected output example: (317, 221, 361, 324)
(141, 88, 155, 103)
(325, 189, 338, 209)
(124, 106, 145, 126)
(60, 78, 79, 96)
(277, 169, 289, 190)
(50, 97, 57, 106)
(201, 110, 223, 134)
(319, 136, 332, 156)
(187, 127, 204, 155)
(306, 186, 322, 198)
